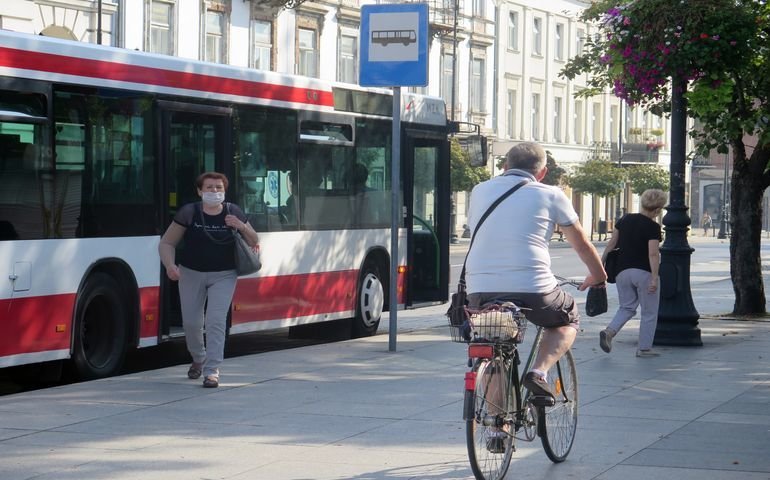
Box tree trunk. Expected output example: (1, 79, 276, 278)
(730, 144, 768, 315)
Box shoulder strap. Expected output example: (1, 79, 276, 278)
(458, 179, 529, 290)
(199, 202, 233, 245)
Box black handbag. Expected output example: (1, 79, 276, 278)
(447, 180, 529, 341)
(232, 229, 261, 276)
(585, 286, 608, 317)
(604, 248, 620, 284)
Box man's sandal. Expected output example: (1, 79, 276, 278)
(202, 375, 219, 388)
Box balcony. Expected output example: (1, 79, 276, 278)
(586, 141, 661, 164)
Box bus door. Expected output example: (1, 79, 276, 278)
(157, 101, 233, 337)
(403, 131, 450, 305)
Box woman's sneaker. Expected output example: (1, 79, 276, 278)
(636, 349, 660, 358)
(486, 429, 508, 453)
(599, 328, 615, 353)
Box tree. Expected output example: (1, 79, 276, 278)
(562, 0, 767, 315)
(626, 164, 670, 195)
(542, 150, 567, 186)
(450, 137, 490, 192)
(566, 159, 626, 198)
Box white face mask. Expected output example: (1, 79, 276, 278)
(201, 191, 225, 206)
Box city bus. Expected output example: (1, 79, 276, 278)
(0, 29, 453, 380)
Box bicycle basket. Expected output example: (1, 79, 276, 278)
(468, 302, 527, 343)
(447, 309, 472, 343)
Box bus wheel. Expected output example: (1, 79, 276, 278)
(72, 272, 128, 380)
(352, 263, 385, 338)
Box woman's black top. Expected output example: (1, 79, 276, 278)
(615, 213, 663, 274)
(173, 202, 247, 272)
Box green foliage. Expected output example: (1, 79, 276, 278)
(566, 159, 626, 197)
(542, 150, 567, 186)
(561, 0, 767, 157)
(626, 164, 670, 194)
(450, 138, 491, 192)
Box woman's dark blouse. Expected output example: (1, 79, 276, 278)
(615, 213, 663, 274)
(173, 202, 247, 272)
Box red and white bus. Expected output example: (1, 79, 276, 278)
(0, 29, 453, 379)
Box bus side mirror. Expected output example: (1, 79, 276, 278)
(467, 135, 487, 167)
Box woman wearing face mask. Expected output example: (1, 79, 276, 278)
(159, 172, 259, 388)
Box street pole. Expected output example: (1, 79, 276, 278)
(655, 77, 702, 346)
(451, 0, 458, 124)
(615, 102, 624, 223)
(717, 152, 728, 239)
(97, 0, 103, 45)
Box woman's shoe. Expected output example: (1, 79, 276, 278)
(599, 328, 614, 353)
(636, 349, 660, 357)
(202, 375, 219, 388)
(187, 363, 203, 380)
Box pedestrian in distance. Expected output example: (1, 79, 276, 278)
(465, 141, 607, 399)
(599, 189, 666, 357)
(701, 211, 712, 236)
(159, 172, 260, 388)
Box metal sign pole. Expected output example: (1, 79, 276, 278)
(389, 87, 401, 352)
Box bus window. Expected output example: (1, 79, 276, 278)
(354, 119, 392, 228)
(234, 107, 296, 232)
(54, 88, 156, 238)
(0, 122, 48, 240)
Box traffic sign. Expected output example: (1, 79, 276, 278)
(359, 3, 429, 87)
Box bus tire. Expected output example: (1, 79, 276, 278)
(72, 272, 128, 380)
(352, 262, 385, 338)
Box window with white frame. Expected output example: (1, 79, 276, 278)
(531, 93, 541, 140)
(473, 0, 485, 18)
(338, 34, 358, 84)
(251, 19, 272, 70)
(506, 89, 516, 138)
(555, 23, 564, 60)
(553, 97, 563, 142)
(470, 57, 485, 112)
(574, 100, 584, 144)
(610, 105, 619, 143)
(204, 9, 225, 63)
(592, 102, 601, 142)
(576, 27, 585, 55)
(298, 27, 319, 78)
(441, 52, 454, 103)
(508, 12, 518, 50)
(149, 0, 174, 55)
(532, 17, 542, 56)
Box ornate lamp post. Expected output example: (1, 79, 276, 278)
(654, 79, 702, 346)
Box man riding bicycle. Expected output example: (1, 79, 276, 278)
(465, 142, 606, 398)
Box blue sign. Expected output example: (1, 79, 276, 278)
(359, 3, 429, 87)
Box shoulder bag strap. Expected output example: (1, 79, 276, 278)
(458, 179, 529, 290)
(198, 202, 232, 245)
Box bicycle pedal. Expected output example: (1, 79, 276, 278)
(529, 395, 555, 407)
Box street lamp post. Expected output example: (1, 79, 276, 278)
(717, 152, 729, 239)
(655, 78, 702, 346)
(615, 102, 625, 223)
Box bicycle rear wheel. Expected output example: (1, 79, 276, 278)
(466, 357, 515, 480)
(539, 349, 578, 462)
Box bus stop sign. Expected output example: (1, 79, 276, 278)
(359, 3, 429, 87)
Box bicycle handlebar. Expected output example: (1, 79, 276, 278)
(554, 275, 582, 288)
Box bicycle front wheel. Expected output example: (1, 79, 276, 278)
(540, 349, 578, 463)
(466, 357, 515, 480)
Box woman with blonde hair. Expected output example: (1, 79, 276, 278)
(599, 189, 666, 357)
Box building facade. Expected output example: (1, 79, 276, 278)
(1, 0, 684, 235)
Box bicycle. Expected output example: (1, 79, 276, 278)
(448, 276, 581, 480)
